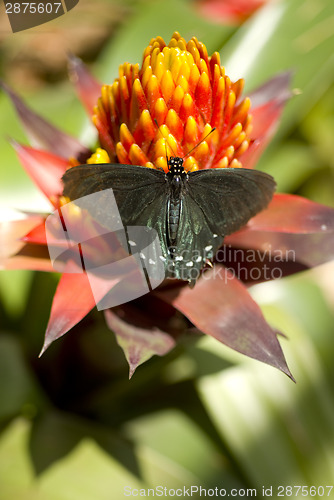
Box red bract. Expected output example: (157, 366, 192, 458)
(1, 33, 334, 379)
(196, 0, 267, 24)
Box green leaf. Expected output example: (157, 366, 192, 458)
(29, 410, 140, 477)
(124, 409, 244, 488)
(301, 84, 334, 163)
(96, 0, 234, 83)
(0, 270, 33, 319)
(197, 276, 334, 489)
(223, 0, 334, 123)
(0, 414, 205, 500)
(219, 0, 334, 186)
(0, 419, 47, 500)
(259, 140, 320, 192)
(0, 417, 142, 500)
(0, 335, 41, 423)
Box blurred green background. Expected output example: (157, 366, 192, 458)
(1, 0, 334, 498)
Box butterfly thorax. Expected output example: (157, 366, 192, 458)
(166, 157, 189, 249)
(166, 157, 188, 189)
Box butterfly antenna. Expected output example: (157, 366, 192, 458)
(183, 127, 216, 159)
(164, 138, 169, 163)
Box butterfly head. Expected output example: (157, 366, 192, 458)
(167, 156, 186, 176)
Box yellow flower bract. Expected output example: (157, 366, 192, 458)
(92, 31, 252, 172)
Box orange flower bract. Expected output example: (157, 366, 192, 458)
(92, 31, 252, 172)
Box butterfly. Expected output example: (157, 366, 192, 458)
(62, 157, 276, 286)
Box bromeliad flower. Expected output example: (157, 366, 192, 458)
(1, 32, 334, 379)
(196, 0, 267, 24)
(92, 33, 252, 171)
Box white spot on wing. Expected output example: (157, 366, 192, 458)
(186, 261, 194, 267)
(205, 245, 213, 252)
(175, 256, 183, 261)
(128, 240, 136, 246)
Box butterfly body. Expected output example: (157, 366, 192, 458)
(166, 157, 189, 247)
(62, 159, 276, 285)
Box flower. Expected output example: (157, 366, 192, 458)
(196, 0, 267, 24)
(92, 32, 251, 172)
(1, 32, 334, 379)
